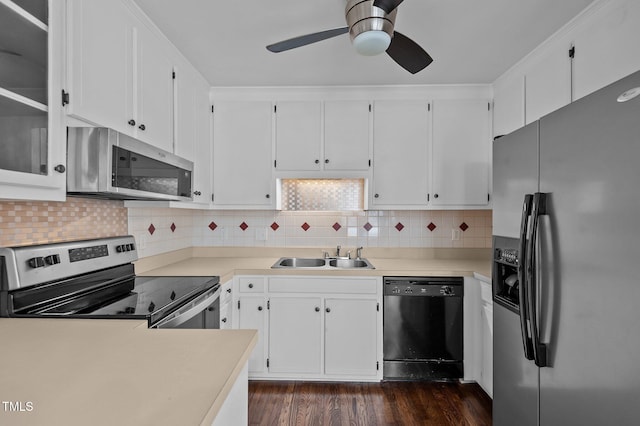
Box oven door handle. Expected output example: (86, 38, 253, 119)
(152, 287, 220, 329)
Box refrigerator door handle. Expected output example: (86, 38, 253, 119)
(519, 193, 535, 360)
(528, 192, 548, 367)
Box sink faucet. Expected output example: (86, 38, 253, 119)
(356, 246, 363, 259)
(336, 245, 341, 257)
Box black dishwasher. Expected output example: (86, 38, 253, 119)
(383, 276, 464, 380)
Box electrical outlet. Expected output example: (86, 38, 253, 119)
(451, 229, 461, 241)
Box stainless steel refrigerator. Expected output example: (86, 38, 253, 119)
(492, 69, 640, 425)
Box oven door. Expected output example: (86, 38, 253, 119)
(152, 286, 220, 329)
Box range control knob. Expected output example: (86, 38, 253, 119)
(442, 286, 453, 295)
(28, 257, 45, 268)
(44, 254, 61, 265)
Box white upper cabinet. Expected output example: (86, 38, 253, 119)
(135, 25, 174, 152)
(571, 0, 640, 100)
(174, 67, 211, 204)
(66, 0, 133, 133)
(493, 72, 525, 137)
(66, 0, 174, 151)
(0, 0, 66, 201)
(524, 44, 572, 125)
(273, 100, 371, 173)
(212, 101, 274, 208)
(274, 101, 322, 171)
(323, 100, 371, 171)
(371, 100, 430, 208)
(431, 99, 491, 207)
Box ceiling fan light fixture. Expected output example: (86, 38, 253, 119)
(353, 30, 391, 56)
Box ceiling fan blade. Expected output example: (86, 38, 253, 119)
(386, 31, 433, 74)
(266, 27, 349, 53)
(373, 0, 405, 14)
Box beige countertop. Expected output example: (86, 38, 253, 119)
(0, 318, 257, 426)
(135, 247, 492, 282)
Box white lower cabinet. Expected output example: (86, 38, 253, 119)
(268, 297, 322, 374)
(237, 295, 268, 375)
(479, 279, 494, 397)
(233, 275, 382, 381)
(324, 298, 378, 377)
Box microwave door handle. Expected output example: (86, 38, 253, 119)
(153, 288, 220, 329)
(528, 192, 548, 367)
(519, 193, 535, 360)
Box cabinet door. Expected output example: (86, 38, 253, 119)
(372, 100, 429, 208)
(238, 296, 268, 374)
(135, 26, 174, 152)
(66, 0, 134, 134)
(274, 101, 321, 171)
(212, 101, 273, 207)
(524, 46, 571, 125)
(431, 99, 491, 206)
(268, 297, 322, 374)
(175, 68, 210, 203)
(324, 100, 371, 171)
(0, 0, 65, 200)
(324, 298, 378, 376)
(493, 73, 525, 137)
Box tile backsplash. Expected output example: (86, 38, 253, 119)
(0, 197, 128, 247)
(129, 208, 492, 258)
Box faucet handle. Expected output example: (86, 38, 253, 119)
(347, 250, 352, 259)
(322, 250, 329, 259)
(336, 245, 341, 257)
(356, 246, 363, 259)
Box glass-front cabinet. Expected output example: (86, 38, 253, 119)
(0, 0, 65, 201)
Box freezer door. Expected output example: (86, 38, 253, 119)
(493, 304, 538, 426)
(538, 70, 640, 425)
(492, 123, 539, 238)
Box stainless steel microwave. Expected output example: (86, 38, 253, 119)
(67, 127, 193, 201)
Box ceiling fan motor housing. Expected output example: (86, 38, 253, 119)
(346, 0, 397, 42)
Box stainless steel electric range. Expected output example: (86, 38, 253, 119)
(0, 236, 220, 329)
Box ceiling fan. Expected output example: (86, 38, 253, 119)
(266, 0, 433, 74)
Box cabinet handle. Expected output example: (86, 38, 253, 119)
(374, 194, 379, 198)
(265, 194, 270, 199)
(325, 159, 329, 164)
(315, 159, 320, 164)
(207, 307, 215, 312)
(325, 307, 331, 313)
(226, 288, 232, 293)
(54, 164, 66, 173)
(221, 318, 227, 323)
(315, 307, 320, 312)
(248, 283, 254, 289)
(128, 119, 136, 126)
(193, 191, 202, 196)
(258, 306, 263, 311)
(434, 193, 439, 199)
(138, 124, 146, 131)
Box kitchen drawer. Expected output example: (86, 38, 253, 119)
(238, 277, 266, 293)
(268, 276, 379, 294)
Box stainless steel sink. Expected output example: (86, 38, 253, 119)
(274, 258, 326, 268)
(328, 258, 373, 268)
(271, 257, 375, 269)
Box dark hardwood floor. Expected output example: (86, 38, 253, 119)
(248, 381, 492, 426)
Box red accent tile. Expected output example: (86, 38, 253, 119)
(208, 221, 217, 231)
(363, 222, 373, 232)
(427, 222, 437, 232)
(170, 223, 176, 233)
(460, 222, 469, 231)
(239, 221, 248, 231)
(301, 222, 310, 231)
(270, 222, 280, 231)
(332, 222, 342, 231)
(395, 222, 405, 232)
(148, 224, 155, 235)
